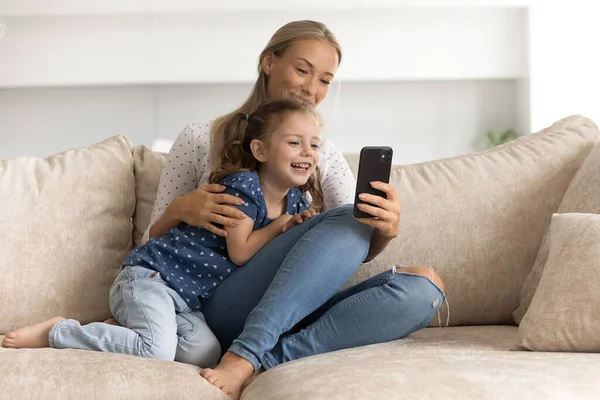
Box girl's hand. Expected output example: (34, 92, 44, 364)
(355, 182, 401, 238)
(176, 184, 247, 237)
(281, 209, 318, 233)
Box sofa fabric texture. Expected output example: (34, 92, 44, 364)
(343, 116, 599, 326)
(514, 137, 600, 324)
(519, 213, 600, 352)
(2, 115, 600, 399)
(0, 135, 135, 333)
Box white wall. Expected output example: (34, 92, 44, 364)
(0, 80, 518, 164)
(0, 86, 156, 159)
(0, 8, 526, 86)
(0, 5, 527, 164)
(0, 0, 536, 16)
(527, 4, 600, 132)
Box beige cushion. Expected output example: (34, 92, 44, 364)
(343, 115, 600, 326)
(0, 136, 135, 334)
(0, 347, 227, 400)
(514, 139, 600, 324)
(343, 153, 360, 177)
(132, 146, 166, 247)
(519, 213, 600, 352)
(241, 326, 600, 400)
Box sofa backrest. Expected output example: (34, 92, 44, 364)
(342, 115, 599, 326)
(1, 115, 597, 334)
(132, 146, 166, 248)
(132, 115, 600, 327)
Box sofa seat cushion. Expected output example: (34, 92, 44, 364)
(0, 343, 228, 400)
(241, 326, 600, 400)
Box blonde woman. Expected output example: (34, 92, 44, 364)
(147, 21, 446, 399)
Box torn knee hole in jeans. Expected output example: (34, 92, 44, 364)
(391, 265, 450, 329)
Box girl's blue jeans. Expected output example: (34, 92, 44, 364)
(49, 265, 221, 367)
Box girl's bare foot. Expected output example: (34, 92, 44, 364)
(2, 317, 65, 349)
(200, 352, 255, 400)
(103, 317, 117, 325)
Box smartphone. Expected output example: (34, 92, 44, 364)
(353, 146, 393, 218)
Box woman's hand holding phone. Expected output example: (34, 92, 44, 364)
(351, 146, 401, 238)
(355, 182, 401, 238)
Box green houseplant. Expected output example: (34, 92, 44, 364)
(480, 129, 519, 149)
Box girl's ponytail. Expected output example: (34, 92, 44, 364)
(209, 113, 257, 184)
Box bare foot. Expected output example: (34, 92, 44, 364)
(1, 317, 65, 349)
(103, 317, 117, 325)
(200, 352, 255, 400)
(242, 367, 265, 390)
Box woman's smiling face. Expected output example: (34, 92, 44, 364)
(261, 38, 339, 106)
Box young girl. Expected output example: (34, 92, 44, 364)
(2, 98, 324, 369)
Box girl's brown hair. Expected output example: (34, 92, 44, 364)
(209, 98, 324, 212)
(209, 20, 341, 169)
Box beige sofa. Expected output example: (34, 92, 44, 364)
(2, 115, 600, 399)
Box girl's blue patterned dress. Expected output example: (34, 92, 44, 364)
(122, 170, 309, 310)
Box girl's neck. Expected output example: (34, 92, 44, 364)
(257, 169, 289, 219)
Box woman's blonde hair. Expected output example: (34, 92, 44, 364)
(210, 20, 342, 169)
(209, 98, 324, 212)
